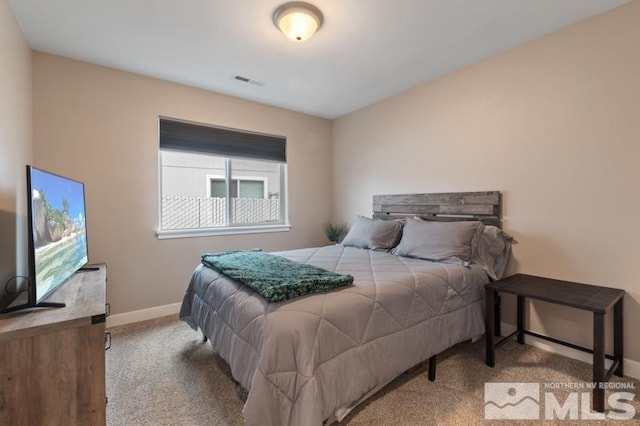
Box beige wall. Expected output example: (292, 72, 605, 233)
(332, 2, 640, 362)
(32, 53, 332, 314)
(0, 0, 33, 306)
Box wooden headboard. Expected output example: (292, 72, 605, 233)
(372, 191, 501, 227)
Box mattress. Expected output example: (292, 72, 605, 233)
(179, 245, 489, 426)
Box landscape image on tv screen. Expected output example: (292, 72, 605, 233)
(30, 168, 88, 302)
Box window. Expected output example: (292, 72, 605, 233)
(208, 176, 266, 199)
(157, 118, 288, 238)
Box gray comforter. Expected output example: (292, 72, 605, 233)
(180, 245, 488, 426)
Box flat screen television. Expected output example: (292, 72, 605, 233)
(1, 166, 89, 313)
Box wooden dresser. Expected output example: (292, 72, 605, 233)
(0, 265, 107, 426)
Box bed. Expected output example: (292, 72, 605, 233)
(180, 191, 509, 426)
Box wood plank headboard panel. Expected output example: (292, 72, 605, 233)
(373, 191, 501, 227)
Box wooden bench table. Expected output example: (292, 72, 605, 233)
(484, 273, 624, 413)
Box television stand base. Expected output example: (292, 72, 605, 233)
(0, 301, 66, 314)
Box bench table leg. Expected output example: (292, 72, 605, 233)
(517, 295, 525, 344)
(614, 298, 624, 377)
(485, 290, 495, 367)
(593, 312, 605, 413)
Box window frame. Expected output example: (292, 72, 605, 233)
(206, 174, 268, 199)
(156, 118, 290, 239)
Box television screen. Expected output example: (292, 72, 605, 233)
(28, 166, 88, 303)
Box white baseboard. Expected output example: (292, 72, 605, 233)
(500, 322, 640, 381)
(106, 302, 181, 328)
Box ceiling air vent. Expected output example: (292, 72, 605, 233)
(232, 74, 264, 87)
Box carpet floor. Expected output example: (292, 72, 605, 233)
(106, 316, 639, 425)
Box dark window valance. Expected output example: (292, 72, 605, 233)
(159, 118, 286, 163)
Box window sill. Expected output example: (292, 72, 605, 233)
(156, 224, 291, 240)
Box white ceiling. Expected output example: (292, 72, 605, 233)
(8, 0, 629, 119)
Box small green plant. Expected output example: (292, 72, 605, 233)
(323, 221, 349, 243)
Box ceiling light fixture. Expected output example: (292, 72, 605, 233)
(273, 2, 323, 42)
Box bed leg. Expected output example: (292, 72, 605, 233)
(428, 355, 436, 381)
(494, 293, 502, 337)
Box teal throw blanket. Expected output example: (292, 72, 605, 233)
(201, 249, 354, 303)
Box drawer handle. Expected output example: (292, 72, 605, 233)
(105, 331, 112, 350)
